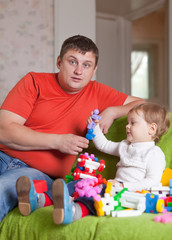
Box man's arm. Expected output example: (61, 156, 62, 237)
(0, 110, 89, 155)
(99, 96, 146, 134)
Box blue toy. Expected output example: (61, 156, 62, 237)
(86, 109, 102, 140)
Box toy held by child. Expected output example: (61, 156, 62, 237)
(86, 109, 102, 140)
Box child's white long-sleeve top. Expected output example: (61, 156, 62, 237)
(93, 124, 166, 191)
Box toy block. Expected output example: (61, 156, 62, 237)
(170, 179, 172, 196)
(110, 183, 125, 197)
(164, 196, 172, 206)
(94, 199, 105, 216)
(74, 178, 101, 201)
(167, 202, 172, 207)
(145, 193, 164, 213)
(105, 182, 113, 195)
(154, 213, 172, 223)
(113, 188, 128, 210)
(72, 153, 105, 180)
(164, 206, 172, 211)
(111, 209, 143, 218)
(86, 109, 102, 140)
(149, 183, 170, 197)
(33, 180, 47, 193)
(101, 193, 118, 215)
(120, 191, 146, 212)
(161, 168, 172, 186)
(86, 129, 95, 140)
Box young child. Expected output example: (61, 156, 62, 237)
(89, 102, 170, 191)
(16, 103, 170, 225)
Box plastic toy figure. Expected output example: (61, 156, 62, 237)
(86, 109, 102, 140)
(72, 152, 105, 180)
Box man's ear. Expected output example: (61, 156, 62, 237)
(93, 66, 98, 75)
(149, 123, 157, 136)
(91, 66, 98, 80)
(56, 56, 61, 69)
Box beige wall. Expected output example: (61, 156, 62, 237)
(131, 8, 168, 106)
(132, 9, 165, 40)
(0, 0, 54, 104)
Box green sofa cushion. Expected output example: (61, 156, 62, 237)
(1, 114, 172, 240)
(1, 207, 172, 240)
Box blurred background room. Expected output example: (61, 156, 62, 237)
(0, 0, 172, 110)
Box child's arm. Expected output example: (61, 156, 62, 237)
(122, 147, 166, 192)
(92, 124, 120, 156)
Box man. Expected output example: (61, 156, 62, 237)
(0, 35, 145, 221)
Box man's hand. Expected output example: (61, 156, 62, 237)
(99, 96, 146, 134)
(55, 134, 89, 155)
(0, 110, 89, 154)
(99, 107, 115, 134)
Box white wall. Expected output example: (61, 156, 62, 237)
(54, 0, 96, 72)
(0, 0, 96, 106)
(0, 0, 54, 105)
(96, 14, 131, 94)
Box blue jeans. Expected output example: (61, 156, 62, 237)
(0, 151, 53, 222)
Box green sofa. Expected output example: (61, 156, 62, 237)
(1, 115, 172, 240)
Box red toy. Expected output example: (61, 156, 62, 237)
(72, 152, 105, 181)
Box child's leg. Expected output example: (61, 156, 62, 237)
(16, 176, 53, 216)
(52, 179, 90, 225)
(73, 202, 90, 221)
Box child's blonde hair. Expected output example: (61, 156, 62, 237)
(128, 103, 170, 142)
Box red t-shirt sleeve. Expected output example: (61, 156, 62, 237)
(92, 81, 128, 112)
(1, 73, 38, 119)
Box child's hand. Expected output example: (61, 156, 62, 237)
(87, 114, 93, 125)
(87, 111, 100, 125)
(108, 179, 124, 188)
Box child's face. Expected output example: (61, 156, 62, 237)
(126, 111, 153, 143)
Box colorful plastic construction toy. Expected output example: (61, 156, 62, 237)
(72, 152, 105, 181)
(111, 209, 143, 217)
(120, 191, 146, 212)
(94, 193, 118, 216)
(86, 129, 95, 140)
(94, 187, 127, 216)
(145, 193, 165, 213)
(149, 183, 170, 197)
(86, 109, 102, 140)
(154, 212, 172, 223)
(74, 178, 102, 201)
(93, 182, 166, 217)
(170, 179, 172, 196)
(161, 168, 172, 186)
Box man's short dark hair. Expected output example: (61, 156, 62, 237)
(59, 35, 99, 67)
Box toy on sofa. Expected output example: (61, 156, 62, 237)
(74, 178, 102, 201)
(94, 182, 166, 217)
(72, 152, 105, 181)
(154, 212, 172, 223)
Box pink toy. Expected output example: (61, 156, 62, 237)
(154, 212, 172, 223)
(74, 178, 102, 202)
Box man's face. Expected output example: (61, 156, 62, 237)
(57, 49, 97, 94)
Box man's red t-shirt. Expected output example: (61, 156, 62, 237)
(0, 72, 128, 178)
